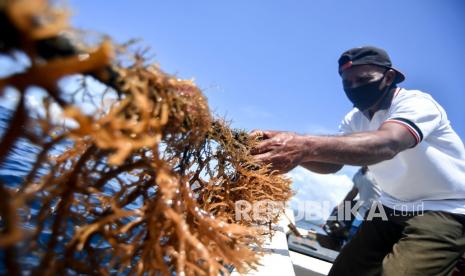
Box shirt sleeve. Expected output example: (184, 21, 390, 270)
(384, 95, 442, 146)
(352, 170, 362, 189)
(339, 112, 354, 135)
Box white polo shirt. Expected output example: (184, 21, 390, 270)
(340, 88, 465, 214)
(352, 170, 381, 216)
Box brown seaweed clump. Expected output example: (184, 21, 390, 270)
(0, 0, 292, 275)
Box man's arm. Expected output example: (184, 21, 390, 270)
(301, 123, 415, 165)
(300, 161, 343, 174)
(343, 186, 359, 202)
(328, 186, 358, 222)
(251, 122, 416, 173)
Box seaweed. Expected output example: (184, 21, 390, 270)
(0, 1, 292, 275)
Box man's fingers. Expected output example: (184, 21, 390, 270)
(250, 139, 275, 155)
(253, 151, 273, 164)
(250, 144, 270, 155)
(249, 130, 282, 140)
(253, 153, 290, 174)
(249, 129, 265, 140)
(261, 130, 281, 139)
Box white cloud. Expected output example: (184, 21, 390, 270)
(286, 166, 356, 221)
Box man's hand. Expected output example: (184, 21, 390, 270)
(249, 120, 417, 173)
(250, 130, 305, 174)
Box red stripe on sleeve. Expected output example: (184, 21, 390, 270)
(383, 120, 421, 145)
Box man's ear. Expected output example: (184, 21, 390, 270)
(384, 69, 397, 87)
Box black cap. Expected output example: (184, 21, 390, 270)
(338, 46, 405, 83)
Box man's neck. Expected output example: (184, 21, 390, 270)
(364, 87, 398, 119)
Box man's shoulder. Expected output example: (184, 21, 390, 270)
(394, 88, 437, 105)
(391, 87, 445, 115)
(343, 107, 363, 122)
(339, 108, 363, 134)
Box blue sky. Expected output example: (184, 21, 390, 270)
(69, 0, 465, 136)
(67, 0, 465, 219)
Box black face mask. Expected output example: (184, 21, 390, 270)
(344, 73, 392, 111)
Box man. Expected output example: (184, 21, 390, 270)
(325, 166, 381, 242)
(251, 46, 465, 275)
(344, 166, 381, 219)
